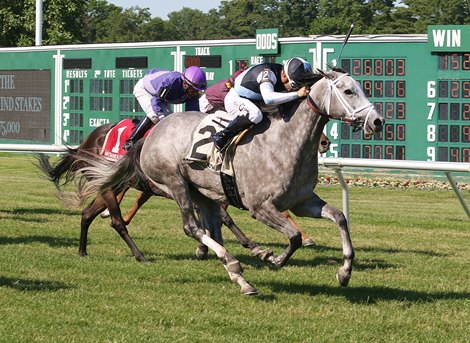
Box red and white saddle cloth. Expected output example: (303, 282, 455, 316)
(100, 119, 151, 161)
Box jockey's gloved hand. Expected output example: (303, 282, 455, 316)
(297, 86, 310, 98)
(123, 140, 133, 151)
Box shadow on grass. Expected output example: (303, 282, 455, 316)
(235, 254, 398, 272)
(160, 251, 398, 280)
(0, 207, 81, 223)
(130, 253, 470, 304)
(0, 276, 73, 292)
(223, 238, 451, 259)
(0, 235, 77, 248)
(255, 280, 470, 304)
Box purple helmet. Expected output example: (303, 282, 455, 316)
(183, 66, 207, 90)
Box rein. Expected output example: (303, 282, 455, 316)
(307, 73, 375, 130)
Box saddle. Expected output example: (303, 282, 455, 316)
(185, 111, 249, 209)
(185, 111, 244, 175)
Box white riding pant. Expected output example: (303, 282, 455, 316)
(224, 88, 263, 124)
(133, 79, 169, 124)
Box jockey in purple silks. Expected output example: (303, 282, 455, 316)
(212, 57, 313, 152)
(123, 66, 207, 150)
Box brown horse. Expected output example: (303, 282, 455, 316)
(36, 121, 329, 261)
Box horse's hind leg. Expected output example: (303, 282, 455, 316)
(282, 211, 315, 247)
(290, 193, 353, 287)
(251, 203, 303, 267)
(101, 189, 148, 262)
(220, 204, 273, 261)
(175, 184, 257, 295)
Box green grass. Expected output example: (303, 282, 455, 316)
(1, 153, 469, 343)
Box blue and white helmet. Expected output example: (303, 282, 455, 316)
(283, 57, 313, 89)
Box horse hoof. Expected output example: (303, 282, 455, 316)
(336, 268, 351, 287)
(302, 237, 316, 247)
(195, 246, 208, 260)
(241, 284, 259, 296)
(136, 255, 149, 263)
(271, 256, 285, 268)
(252, 248, 273, 261)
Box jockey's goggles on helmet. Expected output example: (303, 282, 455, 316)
(284, 57, 313, 90)
(184, 77, 207, 91)
(183, 66, 207, 91)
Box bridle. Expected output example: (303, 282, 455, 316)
(306, 72, 375, 132)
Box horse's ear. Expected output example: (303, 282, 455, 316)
(316, 68, 330, 79)
(317, 68, 334, 79)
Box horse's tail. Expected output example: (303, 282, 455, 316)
(60, 141, 144, 208)
(34, 148, 79, 191)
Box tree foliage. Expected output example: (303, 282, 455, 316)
(0, 0, 86, 46)
(0, 0, 468, 47)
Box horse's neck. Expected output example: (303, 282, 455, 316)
(266, 101, 327, 165)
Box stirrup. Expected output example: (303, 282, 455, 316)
(214, 141, 229, 152)
(212, 133, 230, 152)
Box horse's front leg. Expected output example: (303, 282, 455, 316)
(251, 202, 303, 267)
(100, 187, 129, 219)
(101, 189, 148, 262)
(290, 193, 353, 287)
(80, 195, 107, 257)
(123, 191, 152, 225)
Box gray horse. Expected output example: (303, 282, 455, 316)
(77, 68, 384, 295)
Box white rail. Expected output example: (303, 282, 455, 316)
(0, 144, 70, 153)
(318, 158, 470, 221)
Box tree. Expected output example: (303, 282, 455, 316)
(142, 17, 174, 42)
(167, 8, 213, 40)
(217, 0, 274, 38)
(278, 0, 319, 37)
(392, 0, 470, 33)
(1, 0, 468, 48)
(0, 1, 26, 47)
(84, 1, 153, 43)
(310, 0, 374, 35)
(0, 0, 87, 47)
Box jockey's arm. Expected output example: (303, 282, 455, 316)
(150, 96, 167, 121)
(185, 95, 201, 111)
(260, 82, 298, 106)
(257, 68, 299, 106)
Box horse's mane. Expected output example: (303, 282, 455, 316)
(255, 99, 303, 120)
(316, 65, 348, 79)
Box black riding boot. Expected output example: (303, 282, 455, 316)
(212, 116, 254, 152)
(123, 116, 154, 150)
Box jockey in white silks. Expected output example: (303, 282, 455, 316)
(212, 57, 313, 151)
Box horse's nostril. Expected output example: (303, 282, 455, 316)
(374, 118, 384, 131)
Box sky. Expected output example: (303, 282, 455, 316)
(107, 0, 223, 20)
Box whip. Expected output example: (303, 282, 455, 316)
(335, 23, 355, 66)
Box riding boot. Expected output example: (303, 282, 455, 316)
(123, 116, 154, 150)
(212, 116, 254, 152)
